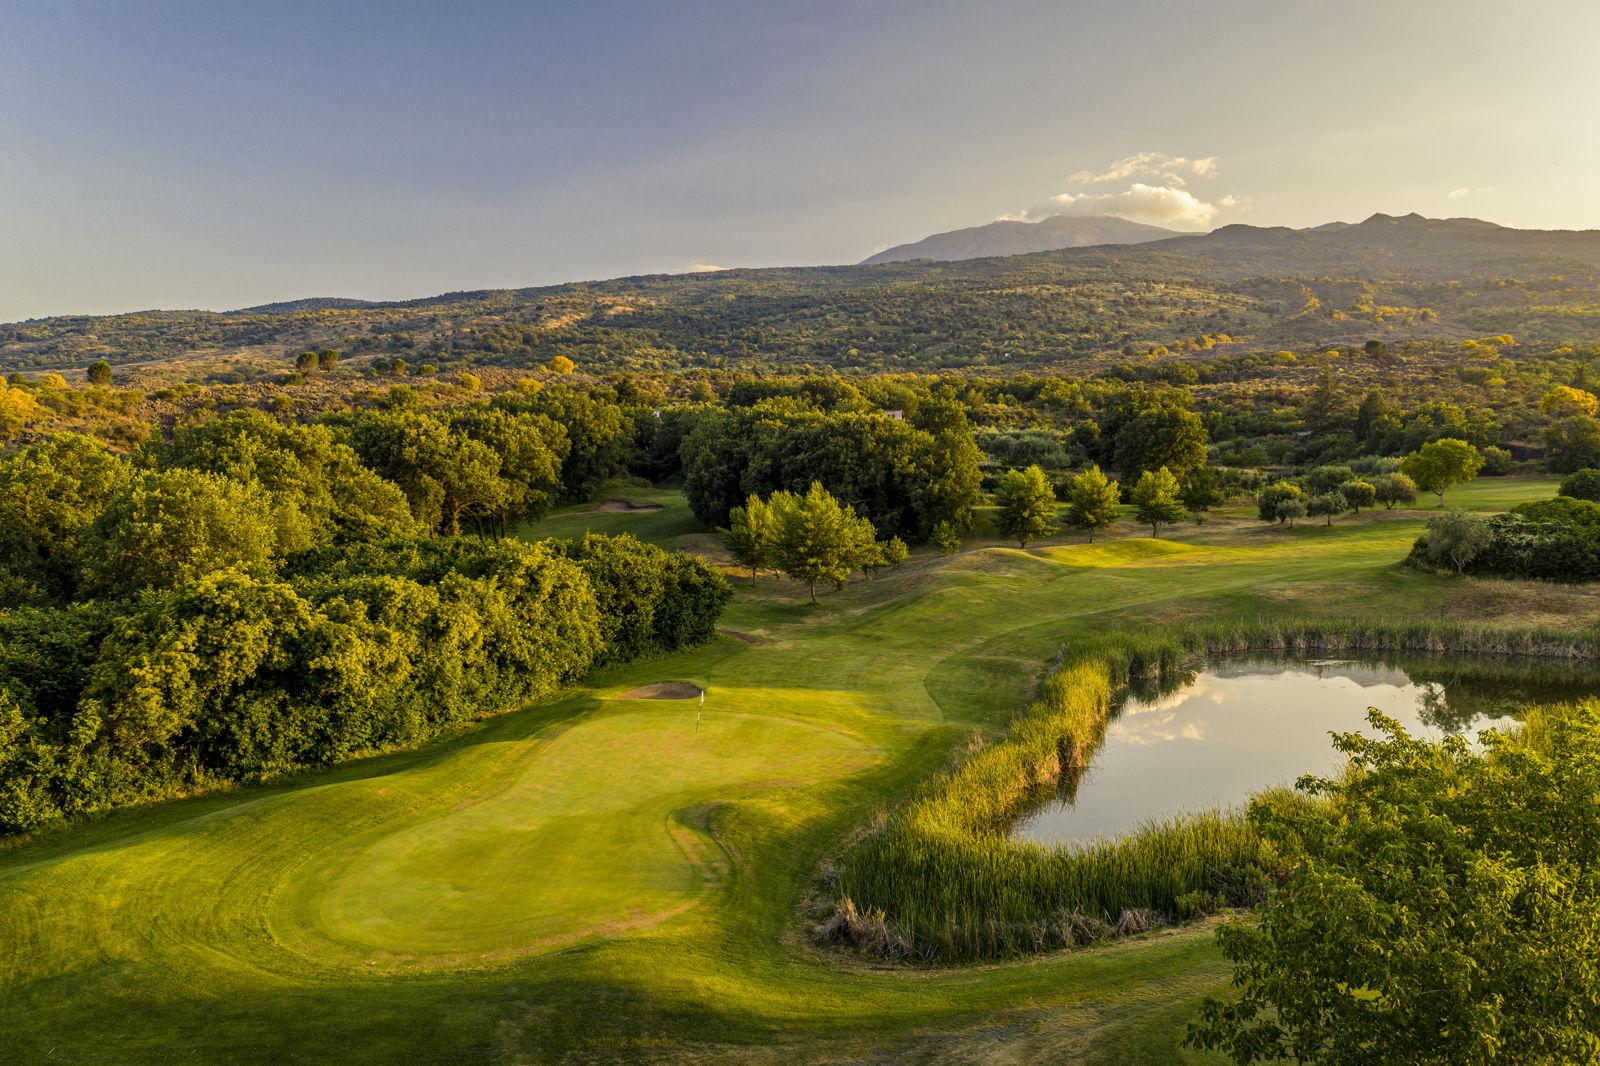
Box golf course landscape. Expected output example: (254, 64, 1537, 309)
(2, 477, 1590, 1063)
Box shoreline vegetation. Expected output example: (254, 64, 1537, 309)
(821, 620, 1600, 963)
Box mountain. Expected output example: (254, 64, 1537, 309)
(1135, 212, 1600, 279)
(861, 214, 1177, 265)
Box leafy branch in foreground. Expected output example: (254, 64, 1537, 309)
(1188, 704, 1600, 1065)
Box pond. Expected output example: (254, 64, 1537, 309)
(1011, 657, 1597, 847)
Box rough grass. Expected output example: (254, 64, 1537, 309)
(0, 476, 1581, 1063)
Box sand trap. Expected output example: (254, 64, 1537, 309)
(594, 499, 664, 513)
(618, 681, 702, 700)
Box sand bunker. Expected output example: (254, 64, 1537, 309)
(594, 499, 664, 513)
(618, 681, 702, 700)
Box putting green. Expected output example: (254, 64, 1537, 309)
(293, 706, 874, 964)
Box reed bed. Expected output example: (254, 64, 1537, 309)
(823, 619, 1600, 963)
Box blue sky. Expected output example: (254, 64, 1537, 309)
(4, 0, 1597, 319)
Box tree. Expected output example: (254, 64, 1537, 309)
(721, 494, 775, 583)
(547, 355, 576, 374)
(1373, 471, 1418, 509)
(1400, 438, 1484, 506)
(1112, 403, 1208, 480)
(1303, 464, 1355, 496)
(994, 466, 1060, 547)
(1306, 492, 1348, 526)
(1129, 466, 1186, 536)
(295, 350, 320, 374)
(82, 469, 282, 596)
(1418, 509, 1493, 575)
(1275, 498, 1307, 527)
(1257, 481, 1304, 523)
(1544, 416, 1600, 475)
(1338, 479, 1376, 514)
(1560, 468, 1600, 502)
(770, 483, 878, 602)
(1541, 384, 1599, 419)
(881, 536, 908, 570)
(1189, 708, 1600, 1064)
(1178, 467, 1225, 524)
(86, 360, 113, 386)
(932, 520, 961, 555)
(1063, 465, 1121, 542)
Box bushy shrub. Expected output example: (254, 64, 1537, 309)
(1559, 468, 1600, 502)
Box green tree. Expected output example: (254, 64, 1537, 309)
(932, 520, 961, 555)
(1112, 403, 1208, 480)
(882, 535, 909, 569)
(1559, 468, 1600, 502)
(1063, 465, 1121, 542)
(82, 469, 281, 596)
(86, 359, 113, 386)
(1544, 416, 1600, 475)
(1275, 498, 1307, 527)
(721, 494, 775, 583)
(1190, 707, 1600, 1064)
(295, 351, 320, 374)
(1129, 466, 1186, 537)
(1257, 481, 1305, 523)
(1373, 472, 1418, 509)
(1178, 467, 1225, 524)
(994, 466, 1060, 548)
(771, 483, 878, 602)
(1338, 479, 1377, 514)
(1418, 509, 1494, 575)
(1306, 492, 1348, 526)
(1401, 438, 1484, 506)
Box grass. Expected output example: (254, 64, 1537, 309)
(0, 475, 1590, 1062)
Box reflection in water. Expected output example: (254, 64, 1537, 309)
(1011, 658, 1593, 848)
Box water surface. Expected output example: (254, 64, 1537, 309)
(1011, 657, 1592, 847)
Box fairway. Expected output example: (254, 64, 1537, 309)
(2, 479, 1593, 1063)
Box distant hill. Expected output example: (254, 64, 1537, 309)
(233, 297, 376, 314)
(861, 214, 1176, 265)
(9, 213, 1600, 376)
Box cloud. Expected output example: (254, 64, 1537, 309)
(1448, 185, 1496, 199)
(1030, 183, 1221, 229)
(1067, 152, 1219, 187)
(671, 261, 729, 273)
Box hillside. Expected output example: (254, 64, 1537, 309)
(860, 214, 1176, 264)
(5, 213, 1600, 378)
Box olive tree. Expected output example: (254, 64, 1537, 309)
(1400, 438, 1484, 506)
(1063, 465, 1121, 542)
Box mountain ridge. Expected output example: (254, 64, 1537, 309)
(861, 214, 1177, 265)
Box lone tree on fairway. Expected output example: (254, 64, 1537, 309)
(1189, 707, 1600, 1064)
(994, 465, 1059, 547)
(1063, 465, 1121, 542)
(1373, 471, 1418, 509)
(1400, 438, 1484, 506)
(720, 493, 774, 583)
(771, 482, 878, 602)
(1130, 466, 1186, 537)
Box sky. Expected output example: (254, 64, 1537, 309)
(4, 0, 1599, 321)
